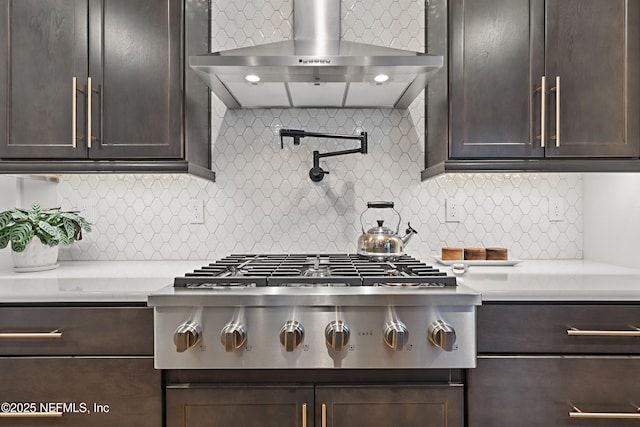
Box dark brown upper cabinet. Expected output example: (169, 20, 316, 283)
(449, 0, 639, 159)
(88, 0, 183, 160)
(0, 0, 213, 179)
(0, 0, 182, 159)
(0, 0, 87, 159)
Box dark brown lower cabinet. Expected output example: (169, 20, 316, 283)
(0, 357, 161, 426)
(468, 356, 640, 427)
(0, 305, 160, 426)
(469, 303, 640, 427)
(166, 384, 463, 427)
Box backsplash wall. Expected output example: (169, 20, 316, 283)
(57, 172, 582, 261)
(55, 0, 583, 261)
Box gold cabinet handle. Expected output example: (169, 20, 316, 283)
(0, 412, 63, 418)
(570, 405, 640, 419)
(567, 327, 640, 337)
(302, 403, 307, 427)
(72, 77, 77, 148)
(550, 76, 560, 147)
(72, 77, 87, 147)
(321, 403, 327, 427)
(536, 75, 546, 148)
(0, 330, 62, 339)
(87, 76, 93, 149)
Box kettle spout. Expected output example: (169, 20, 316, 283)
(401, 222, 418, 246)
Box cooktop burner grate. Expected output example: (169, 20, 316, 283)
(174, 254, 456, 288)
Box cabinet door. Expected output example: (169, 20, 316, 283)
(0, 357, 161, 426)
(166, 385, 314, 427)
(87, 0, 183, 159)
(545, 0, 640, 157)
(468, 357, 640, 427)
(449, 0, 545, 158)
(316, 385, 463, 427)
(0, 0, 88, 159)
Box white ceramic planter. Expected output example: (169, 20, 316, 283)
(11, 237, 60, 272)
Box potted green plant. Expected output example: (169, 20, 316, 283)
(0, 203, 92, 271)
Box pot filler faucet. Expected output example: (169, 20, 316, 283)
(279, 129, 368, 182)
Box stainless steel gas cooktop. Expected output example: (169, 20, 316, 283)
(148, 253, 480, 370)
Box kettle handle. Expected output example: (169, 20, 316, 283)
(367, 201, 394, 209)
(360, 201, 401, 233)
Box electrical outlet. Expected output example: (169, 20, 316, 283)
(446, 198, 460, 222)
(188, 199, 204, 224)
(549, 197, 564, 222)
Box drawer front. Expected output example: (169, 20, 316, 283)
(0, 357, 161, 426)
(0, 307, 153, 355)
(469, 356, 640, 427)
(478, 304, 640, 354)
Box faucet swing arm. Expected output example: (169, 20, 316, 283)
(279, 129, 368, 182)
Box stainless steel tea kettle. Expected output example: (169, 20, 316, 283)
(357, 201, 417, 260)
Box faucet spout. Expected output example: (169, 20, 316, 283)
(401, 222, 418, 246)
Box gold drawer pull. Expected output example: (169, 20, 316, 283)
(570, 405, 640, 419)
(0, 329, 62, 339)
(567, 327, 640, 337)
(0, 412, 63, 418)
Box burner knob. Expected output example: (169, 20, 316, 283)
(383, 320, 409, 350)
(325, 320, 350, 351)
(220, 322, 247, 352)
(429, 320, 457, 352)
(173, 321, 202, 353)
(279, 321, 305, 352)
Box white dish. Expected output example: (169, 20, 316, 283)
(433, 257, 521, 267)
(14, 263, 60, 273)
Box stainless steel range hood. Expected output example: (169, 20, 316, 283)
(189, 0, 443, 109)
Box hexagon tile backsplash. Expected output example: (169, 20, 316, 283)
(57, 171, 582, 261)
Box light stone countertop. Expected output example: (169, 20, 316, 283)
(0, 260, 207, 303)
(433, 259, 640, 302)
(1, 259, 639, 304)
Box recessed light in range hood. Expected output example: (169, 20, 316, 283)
(189, 0, 443, 109)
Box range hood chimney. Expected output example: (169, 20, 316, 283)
(189, 0, 443, 109)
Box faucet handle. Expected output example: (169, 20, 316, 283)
(309, 166, 329, 182)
